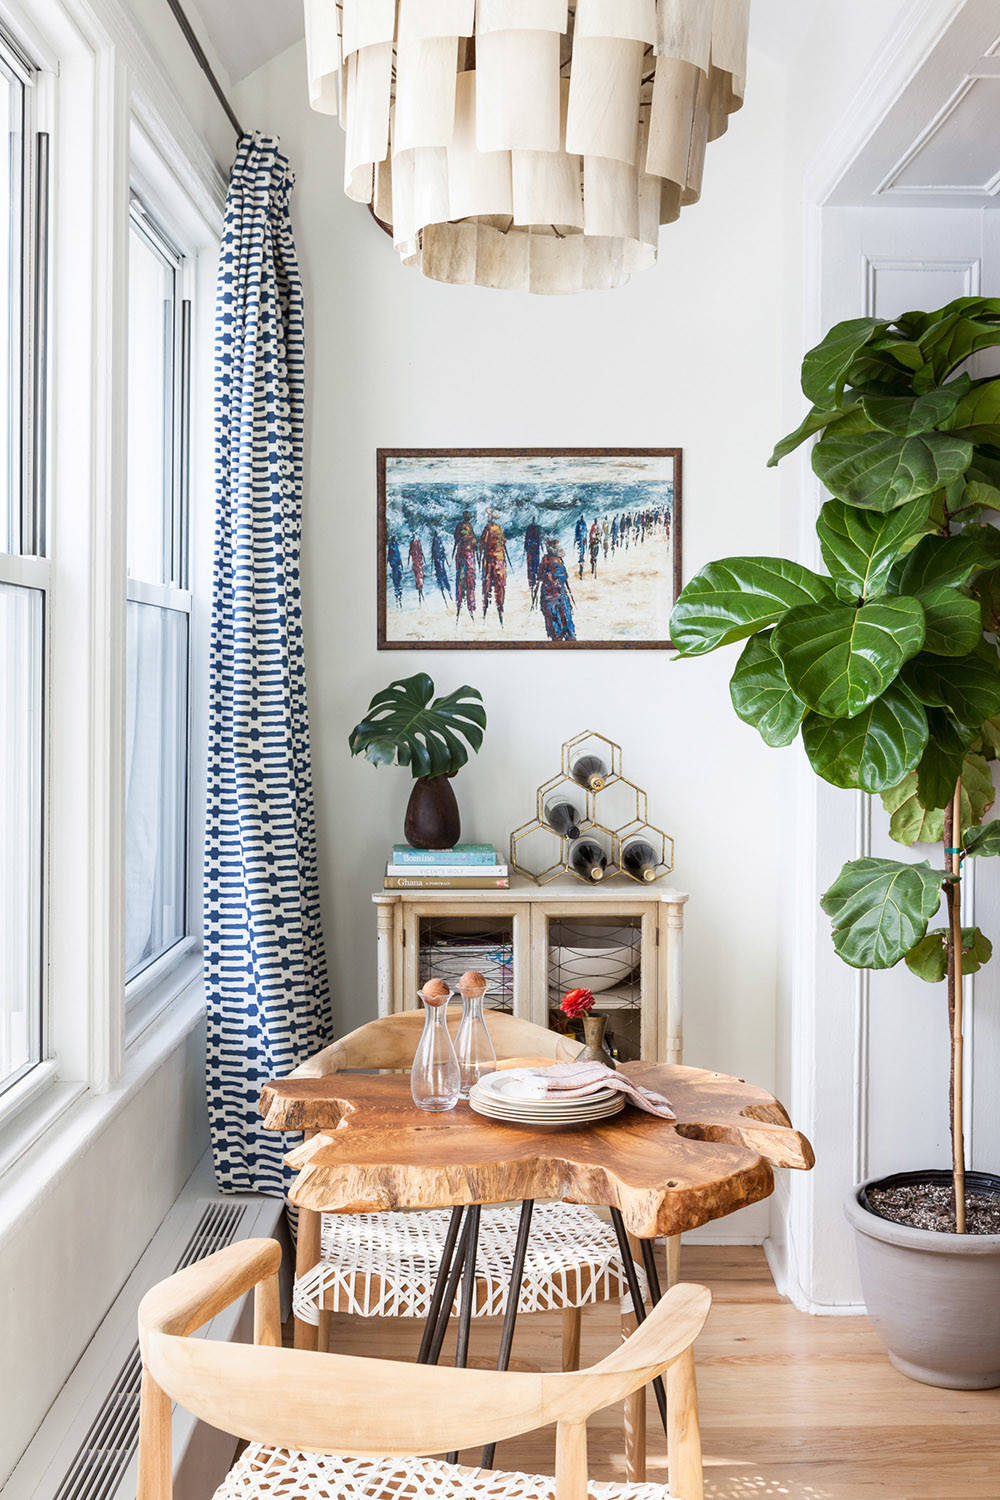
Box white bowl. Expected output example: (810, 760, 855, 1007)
(548, 925, 639, 993)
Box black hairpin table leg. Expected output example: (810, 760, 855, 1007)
(639, 1234, 664, 1309)
(447, 1204, 482, 1464)
(418, 1205, 466, 1364)
(481, 1199, 535, 1470)
(609, 1205, 667, 1436)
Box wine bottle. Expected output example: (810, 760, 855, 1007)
(544, 798, 581, 840)
(622, 837, 658, 882)
(571, 754, 608, 791)
(570, 837, 608, 881)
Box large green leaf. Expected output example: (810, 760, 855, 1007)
(812, 430, 973, 513)
(903, 654, 1000, 725)
(772, 597, 925, 719)
(916, 712, 977, 809)
(768, 406, 847, 467)
(941, 378, 1000, 446)
(893, 528, 1000, 595)
(915, 298, 1000, 382)
(801, 682, 928, 793)
(816, 497, 930, 599)
(905, 926, 992, 983)
(964, 821, 1000, 857)
(882, 752, 995, 845)
(348, 672, 486, 779)
(669, 558, 834, 656)
(918, 588, 983, 656)
(729, 634, 806, 747)
(861, 384, 968, 436)
(801, 317, 887, 406)
(821, 857, 945, 970)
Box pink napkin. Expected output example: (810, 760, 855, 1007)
(529, 1061, 676, 1120)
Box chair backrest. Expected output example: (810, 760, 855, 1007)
(137, 1239, 709, 1500)
(291, 1009, 581, 1077)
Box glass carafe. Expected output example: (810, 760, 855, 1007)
(411, 981, 460, 1111)
(455, 971, 497, 1097)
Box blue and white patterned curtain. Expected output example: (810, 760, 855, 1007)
(206, 134, 332, 1196)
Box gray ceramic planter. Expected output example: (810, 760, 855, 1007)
(846, 1175, 1000, 1389)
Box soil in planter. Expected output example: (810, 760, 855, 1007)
(867, 1181, 1000, 1234)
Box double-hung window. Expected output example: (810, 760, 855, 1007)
(0, 31, 47, 1098)
(124, 197, 192, 987)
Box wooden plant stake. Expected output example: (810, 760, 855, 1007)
(944, 780, 967, 1234)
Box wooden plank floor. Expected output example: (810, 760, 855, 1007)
(318, 1245, 1000, 1500)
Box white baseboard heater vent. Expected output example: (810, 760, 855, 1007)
(5, 1159, 289, 1500)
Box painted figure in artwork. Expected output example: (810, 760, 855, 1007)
(408, 535, 425, 602)
(537, 537, 576, 642)
(431, 530, 450, 603)
(574, 512, 587, 579)
(480, 509, 511, 624)
(611, 515, 619, 552)
(524, 516, 542, 601)
(589, 519, 601, 576)
(453, 510, 478, 620)
(387, 535, 404, 607)
(602, 518, 609, 557)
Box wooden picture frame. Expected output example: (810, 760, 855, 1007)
(377, 448, 683, 651)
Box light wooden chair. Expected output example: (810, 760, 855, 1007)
(137, 1238, 710, 1500)
(287, 1011, 655, 1479)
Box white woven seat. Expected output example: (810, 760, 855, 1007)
(293, 1201, 647, 1325)
(214, 1446, 675, 1500)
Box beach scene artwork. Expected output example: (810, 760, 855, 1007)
(377, 450, 681, 649)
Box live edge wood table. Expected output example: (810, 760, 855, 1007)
(260, 1062, 813, 1464)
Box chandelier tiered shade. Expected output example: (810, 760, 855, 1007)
(303, 0, 750, 293)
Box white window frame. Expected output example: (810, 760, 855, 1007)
(0, 0, 224, 1175)
(123, 192, 195, 1005)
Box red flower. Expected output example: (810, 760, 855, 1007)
(561, 987, 595, 1020)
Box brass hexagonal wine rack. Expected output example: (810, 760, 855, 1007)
(510, 731, 675, 885)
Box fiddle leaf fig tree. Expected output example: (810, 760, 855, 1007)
(670, 296, 1000, 1232)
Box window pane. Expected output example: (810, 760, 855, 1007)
(1, 59, 24, 554)
(127, 225, 175, 585)
(124, 601, 188, 979)
(0, 582, 42, 1091)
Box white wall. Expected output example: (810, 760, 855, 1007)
(236, 41, 791, 1244)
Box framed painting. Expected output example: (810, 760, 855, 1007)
(377, 448, 682, 650)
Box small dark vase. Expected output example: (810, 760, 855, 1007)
(404, 775, 461, 850)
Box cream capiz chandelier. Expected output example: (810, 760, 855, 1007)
(303, 0, 750, 293)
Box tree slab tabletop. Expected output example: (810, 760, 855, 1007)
(261, 1064, 814, 1239)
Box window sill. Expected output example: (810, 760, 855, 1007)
(0, 977, 205, 1248)
(125, 938, 201, 1049)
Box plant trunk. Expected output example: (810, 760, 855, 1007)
(944, 781, 967, 1234)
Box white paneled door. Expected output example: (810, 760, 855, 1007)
(789, 207, 1000, 1309)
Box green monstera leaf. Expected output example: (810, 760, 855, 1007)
(800, 317, 888, 406)
(905, 926, 992, 983)
(815, 497, 930, 599)
(918, 589, 983, 656)
(812, 430, 973, 513)
(729, 634, 806, 748)
(348, 673, 486, 779)
(669, 558, 834, 656)
(772, 597, 925, 719)
(801, 682, 928, 794)
(821, 857, 946, 970)
(882, 752, 995, 845)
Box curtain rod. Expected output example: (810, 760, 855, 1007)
(163, 0, 245, 139)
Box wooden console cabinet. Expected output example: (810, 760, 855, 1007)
(373, 876, 688, 1064)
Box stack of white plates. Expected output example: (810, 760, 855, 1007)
(469, 1068, 624, 1128)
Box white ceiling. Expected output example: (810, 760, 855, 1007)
(194, 0, 303, 82)
(194, 0, 813, 85)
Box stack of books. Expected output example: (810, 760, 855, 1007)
(384, 843, 509, 889)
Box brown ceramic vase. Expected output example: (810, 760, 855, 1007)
(404, 775, 461, 850)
